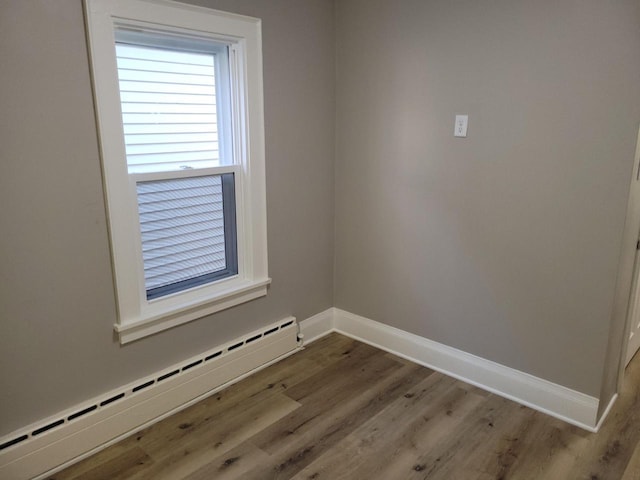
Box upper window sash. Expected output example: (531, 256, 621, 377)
(114, 28, 234, 172)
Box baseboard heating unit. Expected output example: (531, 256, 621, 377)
(0, 317, 300, 480)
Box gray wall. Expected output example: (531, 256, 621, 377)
(0, 0, 335, 436)
(334, 0, 640, 397)
(2, 0, 639, 438)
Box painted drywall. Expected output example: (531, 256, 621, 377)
(599, 126, 640, 417)
(334, 0, 640, 397)
(0, 0, 335, 436)
(2, 0, 639, 438)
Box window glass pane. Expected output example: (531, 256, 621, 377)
(115, 44, 220, 173)
(137, 175, 233, 298)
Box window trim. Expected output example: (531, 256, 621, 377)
(84, 0, 269, 343)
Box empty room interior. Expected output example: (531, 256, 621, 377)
(1, 0, 640, 478)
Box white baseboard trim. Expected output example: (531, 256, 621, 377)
(0, 318, 300, 480)
(299, 308, 610, 432)
(1, 307, 617, 480)
(297, 308, 334, 345)
(595, 393, 618, 431)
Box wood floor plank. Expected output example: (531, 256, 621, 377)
(563, 356, 640, 480)
(180, 442, 270, 480)
(50, 333, 640, 480)
(50, 445, 152, 480)
(125, 393, 300, 480)
(251, 343, 404, 452)
(133, 383, 301, 458)
(240, 350, 433, 478)
(481, 415, 589, 480)
(412, 397, 538, 480)
(289, 373, 479, 480)
(119, 338, 354, 463)
(281, 340, 402, 404)
(568, 408, 640, 479)
(191, 334, 357, 412)
(347, 384, 489, 480)
(622, 440, 640, 480)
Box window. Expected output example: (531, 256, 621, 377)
(116, 34, 238, 300)
(85, 0, 269, 343)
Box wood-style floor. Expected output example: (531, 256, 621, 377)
(50, 333, 640, 480)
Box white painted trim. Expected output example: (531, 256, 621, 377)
(115, 279, 271, 344)
(618, 126, 640, 379)
(298, 307, 335, 345)
(84, 0, 268, 342)
(595, 393, 618, 432)
(0, 319, 298, 480)
(299, 308, 610, 432)
(2, 308, 618, 480)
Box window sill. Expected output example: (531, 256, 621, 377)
(114, 278, 271, 344)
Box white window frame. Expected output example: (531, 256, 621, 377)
(84, 0, 269, 344)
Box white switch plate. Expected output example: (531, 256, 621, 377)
(454, 115, 468, 137)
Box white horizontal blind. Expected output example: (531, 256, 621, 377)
(115, 44, 220, 174)
(136, 175, 227, 295)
